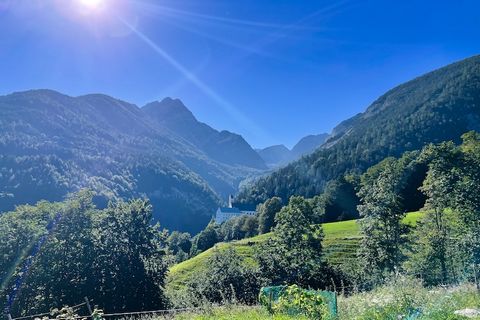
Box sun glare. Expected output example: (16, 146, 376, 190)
(79, 0, 104, 10)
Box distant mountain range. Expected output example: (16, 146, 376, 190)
(144, 98, 266, 170)
(3, 55, 480, 233)
(237, 55, 480, 207)
(0, 90, 265, 233)
(256, 133, 329, 168)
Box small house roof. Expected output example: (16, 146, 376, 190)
(217, 207, 241, 214)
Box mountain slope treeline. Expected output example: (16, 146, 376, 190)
(236, 55, 480, 206)
(0, 90, 265, 233)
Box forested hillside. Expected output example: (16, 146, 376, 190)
(0, 90, 265, 233)
(237, 55, 480, 206)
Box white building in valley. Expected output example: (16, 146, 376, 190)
(215, 195, 256, 224)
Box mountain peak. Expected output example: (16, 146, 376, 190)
(143, 97, 195, 122)
(256, 144, 292, 168)
(160, 97, 183, 105)
(7, 89, 71, 101)
(154, 97, 189, 111)
(256, 134, 329, 169)
(142, 98, 267, 170)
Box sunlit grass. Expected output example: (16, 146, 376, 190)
(338, 279, 480, 320)
(168, 212, 424, 289)
(172, 306, 306, 320)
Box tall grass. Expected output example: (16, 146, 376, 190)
(338, 277, 480, 320)
(146, 305, 306, 320)
(173, 306, 306, 320)
(157, 279, 479, 319)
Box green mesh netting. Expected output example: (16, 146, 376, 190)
(259, 286, 338, 317)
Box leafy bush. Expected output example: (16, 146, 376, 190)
(256, 197, 326, 288)
(270, 285, 329, 320)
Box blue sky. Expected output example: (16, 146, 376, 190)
(0, 0, 479, 148)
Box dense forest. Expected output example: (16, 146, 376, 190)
(236, 55, 480, 209)
(0, 91, 266, 233)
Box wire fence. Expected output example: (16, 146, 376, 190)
(5, 276, 480, 320)
(100, 307, 202, 318)
(8, 300, 202, 320)
(9, 301, 89, 320)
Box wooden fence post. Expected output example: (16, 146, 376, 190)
(269, 291, 273, 313)
(331, 278, 337, 293)
(334, 292, 338, 317)
(84, 297, 93, 316)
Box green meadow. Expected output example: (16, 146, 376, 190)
(168, 212, 423, 290)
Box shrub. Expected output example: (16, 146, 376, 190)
(272, 285, 329, 319)
(166, 248, 261, 307)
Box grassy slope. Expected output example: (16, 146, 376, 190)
(168, 212, 423, 289)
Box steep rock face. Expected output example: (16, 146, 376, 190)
(238, 55, 480, 206)
(143, 98, 267, 169)
(0, 90, 264, 233)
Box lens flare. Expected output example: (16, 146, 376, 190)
(79, 0, 104, 10)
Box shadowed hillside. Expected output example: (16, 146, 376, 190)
(238, 55, 480, 206)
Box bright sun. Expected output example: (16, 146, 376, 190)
(79, 0, 104, 9)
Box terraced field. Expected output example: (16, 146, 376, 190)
(167, 212, 423, 289)
(322, 211, 422, 265)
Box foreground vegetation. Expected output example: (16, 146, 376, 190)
(338, 279, 480, 320)
(1, 193, 169, 315)
(172, 306, 307, 320)
(153, 280, 480, 319)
